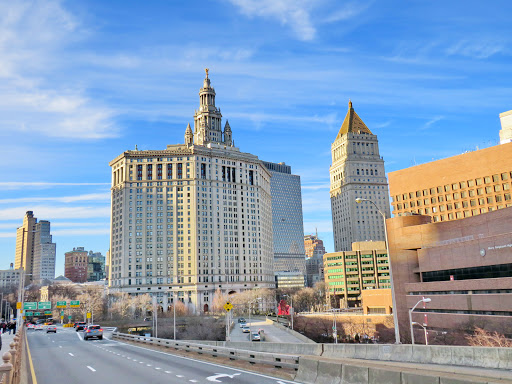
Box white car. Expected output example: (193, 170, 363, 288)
(239, 322, 246, 328)
(27, 323, 35, 330)
(34, 324, 44, 331)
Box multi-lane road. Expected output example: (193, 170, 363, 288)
(26, 325, 297, 384)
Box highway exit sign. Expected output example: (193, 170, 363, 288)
(70, 300, 80, 308)
(44, 311, 52, 315)
(34, 312, 41, 316)
(38, 302, 51, 310)
(56, 301, 67, 308)
(24, 302, 37, 310)
(26, 311, 33, 316)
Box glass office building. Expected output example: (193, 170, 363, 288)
(262, 161, 306, 274)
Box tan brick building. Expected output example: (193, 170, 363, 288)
(65, 247, 89, 283)
(323, 241, 390, 308)
(389, 142, 512, 222)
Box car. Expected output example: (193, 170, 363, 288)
(84, 325, 103, 340)
(45, 325, 57, 333)
(34, 324, 44, 331)
(239, 322, 246, 328)
(242, 326, 250, 333)
(27, 323, 35, 330)
(250, 332, 260, 341)
(75, 322, 87, 331)
(238, 317, 246, 323)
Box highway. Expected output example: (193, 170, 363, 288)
(26, 325, 298, 384)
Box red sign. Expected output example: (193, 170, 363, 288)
(450, 275, 454, 281)
(278, 299, 290, 316)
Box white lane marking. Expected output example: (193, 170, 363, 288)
(110, 339, 297, 384)
(68, 353, 74, 357)
(189, 381, 198, 383)
(176, 375, 184, 378)
(146, 364, 152, 367)
(139, 361, 144, 364)
(87, 366, 96, 372)
(59, 346, 62, 348)
(207, 373, 241, 382)
(165, 371, 172, 374)
(132, 360, 137, 362)
(76, 332, 83, 341)
(155, 367, 161, 370)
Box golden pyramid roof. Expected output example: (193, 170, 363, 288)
(335, 100, 373, 140)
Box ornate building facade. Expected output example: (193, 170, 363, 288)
(330, 101, 391, 252)
(108, 70, 275, 312)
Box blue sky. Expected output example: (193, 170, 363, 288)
(0, 0, 511, 276)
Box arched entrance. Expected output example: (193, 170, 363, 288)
(203, 304, 209, 313)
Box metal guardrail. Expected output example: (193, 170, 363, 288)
(102, 327, 118, 332)
(0, 328, 24, 384)
(113, 332, 299, 370)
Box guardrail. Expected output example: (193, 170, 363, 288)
(102, 327, 118, 332)
(112, 332, 299, 370)
(0, 329, 24, 384)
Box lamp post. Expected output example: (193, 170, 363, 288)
(412, 322, 429, 345)
(172, 293, 176, 341)
(283, 294, 294, 330)
(355, 197, 400, 344)
(409, 298, 431, 345)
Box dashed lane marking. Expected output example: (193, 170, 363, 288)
(87, 366, 96, 372)
(68, 353, 74, 357)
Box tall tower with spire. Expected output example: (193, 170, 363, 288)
(192, 68, 232, 146)
(330, 101, 391, 252)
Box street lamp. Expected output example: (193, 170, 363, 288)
(172, 293, 177, 341)
(324, 305, 338, 344)
(412, 322, 429, 345)
(355, 197, 400, 344)
(409, 297, 431, 345)
(283, 294, 294, 331)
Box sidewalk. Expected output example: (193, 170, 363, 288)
(1, 330, 17, 352)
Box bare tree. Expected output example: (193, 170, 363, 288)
(466, 327, 512, 347)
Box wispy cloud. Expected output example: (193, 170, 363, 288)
(0, 206, 110, 221)
(51, 228, 110, 236)
(421, 116, 444, 130)
(0, 193, 110, 204)
(322, 2, 371, 23)
(446, 40, 506, 59)
(227, 0, 316, 41)
(0, 0, 118, 139)
(0, 182, 110, 190)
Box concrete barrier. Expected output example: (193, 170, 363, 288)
(315, 360, 342, 384)
(368, 367, 401, 384)
(295, 356, 319, 384)
(342, 363, 369, 384)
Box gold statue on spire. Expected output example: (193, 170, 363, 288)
(205, 68, 209, 78)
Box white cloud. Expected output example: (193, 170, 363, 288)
(322, 2, 370, 23)
(0, 233, 16, 238)
(0, 193, 110, 204)
(422, 116, 444, 130)
(0, 206, 111, 221)
(0, 182, 110, 190)
(227, 0, 316, 41)
(446, 40, 505, 59)
(0, 0, 118, 139)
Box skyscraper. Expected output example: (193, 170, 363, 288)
(15, 211, 37, 284)
(330, 101, 391, 252)
(262, 161, 305, 274)
(33, 220, 56, 284)
(304, 234, 326, 259)
(108, 70, 275, 312)
(15, 211, 56, 285)
(88, 251, 106, 282)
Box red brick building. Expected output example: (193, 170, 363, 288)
(64, 247, 88, 283)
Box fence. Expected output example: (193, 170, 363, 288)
(112, 332, 299, 370)
(0, 328, 24, 384)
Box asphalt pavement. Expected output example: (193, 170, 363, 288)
(230, 318, 306, 343)
(26, 324, 298, 384)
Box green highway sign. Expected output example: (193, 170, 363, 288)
(60, 311, 65, 316)
(44, 311, 52, 315)
(34, 312, 41, 316)
(70, 300, 80, 308)
(56, 301, 67, 308)
(38, 302, 51, 310)
(68, 315, 72, 320)
(26, 311, 33, 316)
(24, 302, 37, 310)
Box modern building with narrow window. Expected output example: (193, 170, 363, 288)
(108, 70, 275, 312)
(262, 161, 305, 274)
(330, 101, 391, 252)
(33, 220, 56, 284)
(323, 241, 391, 308)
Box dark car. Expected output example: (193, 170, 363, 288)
(75, 322, 87, 331)
(238, 317, 246, 323)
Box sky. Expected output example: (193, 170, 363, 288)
(0, 0, 511, 277)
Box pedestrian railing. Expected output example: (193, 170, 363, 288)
(0, 329, 24, 384)
(112, 332, 299, 370)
